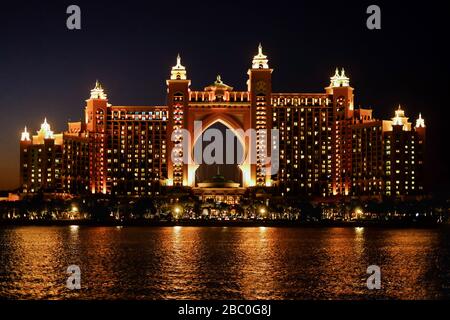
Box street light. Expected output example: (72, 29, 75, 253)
(355, 208, 364, 220)
(259, 206, 267, 219)
(173, 205, 182, 219)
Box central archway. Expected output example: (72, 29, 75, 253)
(193, 122, 244, 186)
(186, 113, 253, 188)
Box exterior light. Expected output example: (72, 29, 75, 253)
(259, 207, 267, 218)
(173, 205, 183, 219)
(355, 208, 363, 219)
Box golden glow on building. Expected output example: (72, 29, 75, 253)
(330, 68, 350, 88)
(252, 43, 269, 69)
(18, 46, 427, 200)
(90, 80, 107, 100)
(38, 118, 55, 140)
(382, 105, 426, 197)
(21, 126, 30, 142)
(170, 54, 187, 80)
(384, 105, 412, 131)
(415, 113, 425, 128)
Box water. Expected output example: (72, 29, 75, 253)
(0, 226, 449, 300)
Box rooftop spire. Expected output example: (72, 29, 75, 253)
(392, 105, 409, 129)
(395, 105, 405, 118)
(21, 126, 30, 141)
(90, 80, 107, 99)
(330, 67, 350, 87)
(416, 113, 426, 128)
(252, 43, 269, 69)
(39, 118, 54, 139)
(170, 53, 187, 80)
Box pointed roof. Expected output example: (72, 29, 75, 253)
(95, 80, 102, 89)
(90, 80, 107, 99)
(415, 113, 425, 128)
(391, 105, 410, 129)
(330, 67, 350, 87)
(395, 105, 406, 118)
(21, 126, 30, 141)
(175, 54, 183, 68)
(38, 118, 54, 139)
(170, 54, 187, 80)
(252, 43, 269, 69)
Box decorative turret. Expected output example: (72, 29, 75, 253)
(392, 105, 406, 126)
(90, 80, 107, 100)
(383, 105, 412, 132)
(415, 113, 425, 128)
(21, 126, 30, 142)
(170, 54, 187, 80)
(38, 118, 55, 139)
(252, 43, 269, 69)
(330, 68, 350, 87)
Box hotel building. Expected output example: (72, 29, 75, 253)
(382, 107, 426, 197)
(20, 120, 63, 193)
(19, 45, 426, 200)
(350, 109, 383, 196)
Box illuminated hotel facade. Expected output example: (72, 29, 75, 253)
(19, 45, 427, 200)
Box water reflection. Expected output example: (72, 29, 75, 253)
(377, 230, 442, 299)
(0, 226, 448, 299)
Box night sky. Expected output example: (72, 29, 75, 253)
(0, 1, 449, 194)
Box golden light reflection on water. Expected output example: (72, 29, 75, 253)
(376, 230, 442, 299)
(0, 226, 448, 299)
(0, 227, 71, 299)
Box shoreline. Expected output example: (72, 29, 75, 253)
(0, 220, 447, 228)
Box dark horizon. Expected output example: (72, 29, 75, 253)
(1, 0, 449, 194)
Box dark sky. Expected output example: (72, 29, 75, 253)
(0, 0, 449, 194)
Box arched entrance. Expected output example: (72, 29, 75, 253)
(193, 121, 244, 186)
(187, 111, 253, 188)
